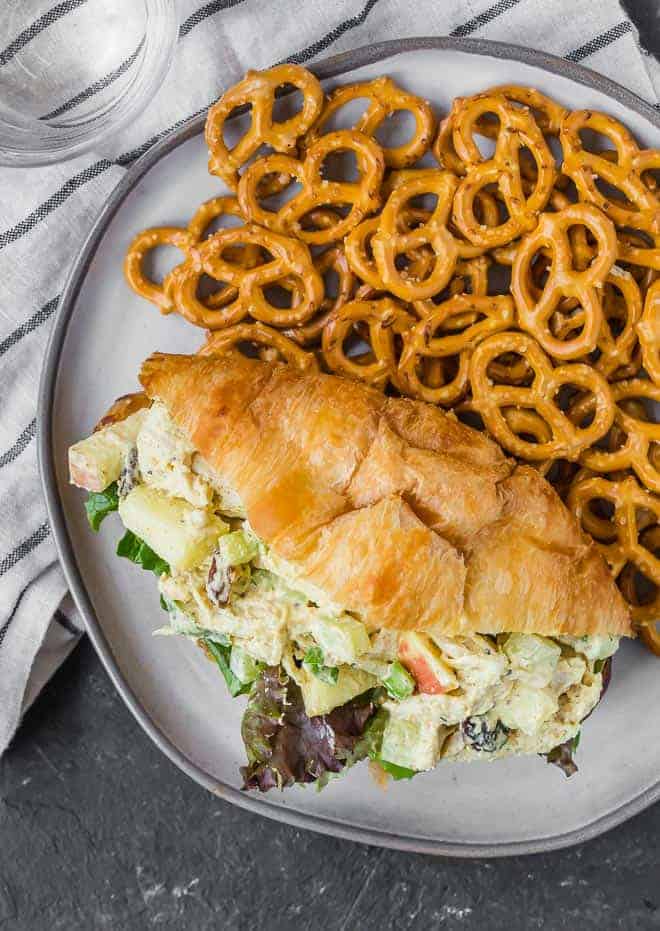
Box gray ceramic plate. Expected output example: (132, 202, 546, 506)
(39, 38, 660, 857)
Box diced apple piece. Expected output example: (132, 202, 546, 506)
(119, 485, 226, 571)
(495, 683, 558, 735)
(309, 615, 371, 664)
(398, 632, 458, 695)
(503, 633, 561, 688)
(297, 665, 376, 717)
(69, 409, 148, 491)
(380, 716, 452, 772)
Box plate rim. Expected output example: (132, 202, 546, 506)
(38, 35, 660, 858)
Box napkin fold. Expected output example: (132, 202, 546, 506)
(0, 0, 657, 754)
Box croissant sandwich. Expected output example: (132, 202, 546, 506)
(69, 353, 632, 790)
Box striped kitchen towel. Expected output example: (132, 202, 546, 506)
(0, 0, 658, 754)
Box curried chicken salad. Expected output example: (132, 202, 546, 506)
(69, 400, 619, 790)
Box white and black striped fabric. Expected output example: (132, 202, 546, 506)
(0, 0, 658, 754)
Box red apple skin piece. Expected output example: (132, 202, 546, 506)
(398, 638, 447, 695)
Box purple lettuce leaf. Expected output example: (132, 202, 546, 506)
(545, 737, 579, 778)
(240, 666, 376, 791)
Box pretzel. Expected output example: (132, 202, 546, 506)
(638, 278, 660, 385)
(550, 265, 642, 378)
(469, 331, 615, 460)
(434, 86, 566, 176)
(568, 472, 659, 625)
(450, 95, 556, 248)
(169, 224, 323, 330)
(616, 228, 660, 274)
(283, 210, 356, 345)
(447, 255, 491, 300)
(302, 77, 436, 169)
(345, 203, 440, 295)
(560, 110, 660, 235)
(578, 379, 660, 493)
(384, 168, 499, 260)
(371, 170, 459, 301)
(205, 64, 324, 191)
(474, 85, 567, 138)
(237, 130, 385, 245)
(511, 203, 617, 359)
(199, 322, 318, 371)
(321, 297, 414, 389)
(397, 294, 514, 405)
(124, 197, 260, 313)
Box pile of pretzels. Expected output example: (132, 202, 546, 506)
(124, 64, 660, 650)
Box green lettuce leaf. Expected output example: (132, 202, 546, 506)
(201, 638, 251, 698)
(116, 530, 169, 576)
(85, 482, 119, 531)
(378, 760, 417, 780)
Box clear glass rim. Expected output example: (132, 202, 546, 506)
(0, 0, 178, 168)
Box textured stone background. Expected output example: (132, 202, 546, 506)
(2, 3, 660, 928)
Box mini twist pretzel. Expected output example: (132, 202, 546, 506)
(199, 322, 319, 372)
(205, 64, 324, 191)
(511, 203, 618, 360)
(450, 95, 556, 248)
(638, 278, 660, 385)
(579, 379, 660, 493)
(568, 472, 659, 625)
(170, 224, 323, 330)
(434, 86, 566, 175)
(560, 110, 660, 235)
(283, 209, 357, 345)
(397, 294, 514, 406)
(345, 204, 435, 292)
(550, 265, 643, 379)
(302, 77, 436, 169)
(237, 130, 385, 245)
(321, 297, 414, 389)
(473, 85, 567, 138)
(384, 169, 498, 259)
(124, 196, 258, 313)
(371, 170, 459, 301)
(469, 331, 615, 460)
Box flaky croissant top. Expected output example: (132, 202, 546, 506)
(140, 353, 632, 638)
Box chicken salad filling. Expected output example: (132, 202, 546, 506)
(70, 401, 620, 790)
